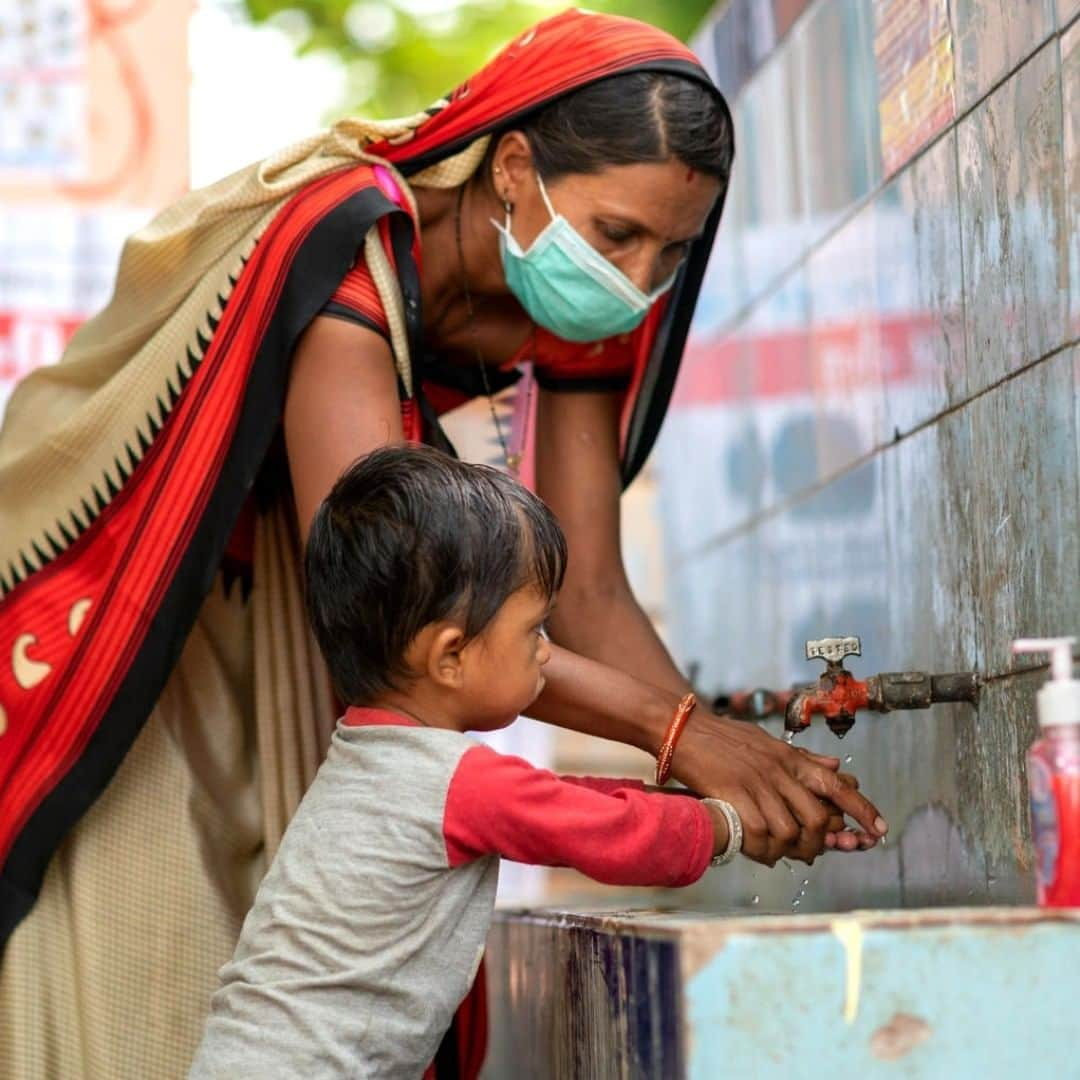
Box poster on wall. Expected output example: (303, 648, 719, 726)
(874, 0, 955, 177)
(0, 204, 149, 414)
(0, 0, 88, 181)
(0, 0, 191, 421)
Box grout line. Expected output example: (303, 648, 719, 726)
(670, 338, 1079, 566)
(979, 655, 1080, 686)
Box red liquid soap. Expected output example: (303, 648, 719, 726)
(1014, 638, 1080, 907)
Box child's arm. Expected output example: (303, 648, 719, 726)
(556, 774, 646, 795)
(442, 746, 728, 887)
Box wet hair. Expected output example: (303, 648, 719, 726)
(304, 445, 567, 706)
(508, 71, 733, 183)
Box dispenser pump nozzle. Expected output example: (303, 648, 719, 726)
(1012, 638, 1080, 728)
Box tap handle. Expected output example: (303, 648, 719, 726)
(805, 636, 862, 666)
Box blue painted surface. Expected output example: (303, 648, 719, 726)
(686, 914, 1080, 1078)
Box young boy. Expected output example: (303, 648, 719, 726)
(189, 445, 735, 1079)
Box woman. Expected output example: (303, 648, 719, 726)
(0, 10, 885, 1078)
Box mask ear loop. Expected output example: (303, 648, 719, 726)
(534, 171, 557, 220)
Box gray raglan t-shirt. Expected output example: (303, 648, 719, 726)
(188, 721, 496, 1079)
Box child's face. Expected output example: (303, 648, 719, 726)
(461, 584, 553, 730)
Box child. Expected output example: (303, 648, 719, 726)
(188, 445, 738, 1079)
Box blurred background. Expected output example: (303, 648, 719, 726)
(2, 0, 1078, 915)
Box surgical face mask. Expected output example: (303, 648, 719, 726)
(493, 173, 677, 343)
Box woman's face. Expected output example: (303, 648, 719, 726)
(493, 134, 722, 295)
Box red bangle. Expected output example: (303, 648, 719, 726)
(654, 693, 697, 786)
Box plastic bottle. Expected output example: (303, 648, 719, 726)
(1013, 638, 1080, 907)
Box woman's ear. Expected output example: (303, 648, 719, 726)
(427, 622, 467, 690)
(491, 130, 534, 209)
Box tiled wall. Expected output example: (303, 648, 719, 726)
(656, 0, 1080, 911)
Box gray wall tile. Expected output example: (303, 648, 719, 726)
(1063, 20, 1080, 339)
(951, 0, 1056, 111)
(968, 351, 1080, 673)
(790, 0, 883, 246)
(736, 47, 807, 305)
(952, 671, 1041, 891)
(877, 129, 968, 437)
(806, 201, 888, 463)
(958, 41, 1068, 395)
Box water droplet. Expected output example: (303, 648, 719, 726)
(843, 755, 853, 764)
(801, 878, 809, 887)
(751, 894, 760, 905)
(792, 898, 801, 909)
(782, 859, 796, 875)
(782, 730, 796, 746)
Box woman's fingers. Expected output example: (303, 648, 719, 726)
(797, 747, 842, 770)
(745, 779, 805, 864)
(769, 771, 833, 863)
(794, 757, 888, 840)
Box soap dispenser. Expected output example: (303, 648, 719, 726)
(1012, 638, 1080, 907)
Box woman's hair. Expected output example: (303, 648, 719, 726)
(304, 445, 567, 706)
(512, 71, 733, 182)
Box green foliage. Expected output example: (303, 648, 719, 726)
(239, 0, 716, 119)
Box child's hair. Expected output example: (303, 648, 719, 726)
(304, 445, 567, 705)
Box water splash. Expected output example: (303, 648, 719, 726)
(789, 873, 812, 911)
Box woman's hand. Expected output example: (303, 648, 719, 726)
(669, 711, 888, 866)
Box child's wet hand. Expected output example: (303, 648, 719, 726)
(823, 771, 880, 851)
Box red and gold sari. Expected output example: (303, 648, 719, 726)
(0, 10, 730, 1077)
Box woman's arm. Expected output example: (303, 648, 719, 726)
(285, 316, 404, 542)
(533, 387, 886, 862)
(534, 387, 690, 693)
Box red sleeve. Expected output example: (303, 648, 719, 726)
(557, 775, 646, 796)
(323, 254, 391, 340)
(443, 746, 712, 887)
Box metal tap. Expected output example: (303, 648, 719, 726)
(783, 636, 980, 738)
